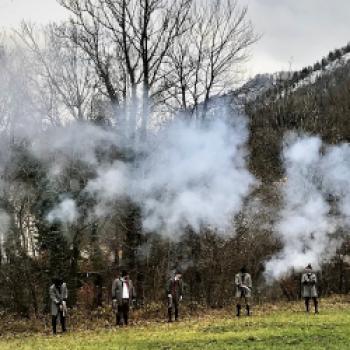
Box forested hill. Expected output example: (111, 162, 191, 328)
(245, 43, 350, 182)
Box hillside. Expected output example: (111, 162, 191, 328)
(245, 43, 350, 181)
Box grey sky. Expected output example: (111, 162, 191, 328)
(0, 0, 349, 77)
(243, 0, 350, 76)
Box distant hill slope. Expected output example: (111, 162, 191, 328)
(244, 42, 350, 181)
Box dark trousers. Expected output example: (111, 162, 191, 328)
(236, 295, 251, 316)
(168, 298, 179, 321)
(304, 297, 318, 313)
(52, 311, 66, 334)
(116, 299, 130, 325)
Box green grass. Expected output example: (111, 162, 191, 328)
(1, 299, 350, 349)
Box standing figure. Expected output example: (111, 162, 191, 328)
(166, 271, 183, 322)
(235, 266, 252, 317)
(112, 270, 135, 326)
(49, 277, 68, 335)
(301, 264, 319, 314)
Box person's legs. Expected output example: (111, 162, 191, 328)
(174, 300, 179, 321)
(123, 301, 130, 325)
(117, 304, 123, 325)
(304, 297, 310, 312)
(313, 297, 319, 314)
(236, 302, 241, 317)
(168, 307, 173, 322)
(245, 298, 251, 316)
(52, 315, 58, 335)
(59, 311, 66, 332)
(167, 295, 173, 322)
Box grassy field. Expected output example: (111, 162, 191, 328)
(1, 298, 350, 350)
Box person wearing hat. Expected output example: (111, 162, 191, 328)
(112, 270, 135, 326)
(166, 271, 183, 322)
(49, 277, 68, 335)
(301, 264, 319, 314)
(234, 266, 252, 316)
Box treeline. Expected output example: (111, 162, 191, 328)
(257, 42, 350, 101)
(0, 0, 266, 317)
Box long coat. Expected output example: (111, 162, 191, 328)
(235, 273, 252, 298)
(49, 283, 68, 316)
(166, 278, 183, 302)
(301, 272, 318, 298)
(112, 278, 135, 305)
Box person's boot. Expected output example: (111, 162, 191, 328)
(305, 299, 310, 313)
(61, 317, 67, 333)
(168, 308, 173, 322)
(117, 313, 122, 326)
(52, 317, 57, 335)
(314, 299, 319, 314)
(124, 313, 128, 326)
(236, 304, 241, 317)
(246, 305, 251, 316)
(175, 306, 179, 322)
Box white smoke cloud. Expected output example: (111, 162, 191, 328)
(133, 117, 255, 234)
(321, 144, 350, 226)
(0, 164, 10, 244)
(30, 122, 121, 168)
(47, 197, 78, 224)
(0, 209, 10, 236)
(83, 114, 257, 236)
(266, 134, 350, 279)
(0, 209, 10, 263)
(1, 40, 258, 244)
(85, 161, 130, 217)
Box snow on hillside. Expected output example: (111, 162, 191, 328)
(293, 52, 350, 91)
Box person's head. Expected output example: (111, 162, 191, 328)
(53, 277, 63, 288)
(121, 270, 128, 278)
(240, 266, 247, 274)
(174, 270, 182, 280)
(305, 264, 312, 273)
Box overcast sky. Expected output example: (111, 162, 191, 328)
(1, 0, 349, 77)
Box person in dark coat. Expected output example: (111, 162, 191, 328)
(49, 277, 68, 334)
(166, 271, 183, 322)
(234, 266, 252, 317)
(301, 264, 319, 314)
(112, 270, 135, 326)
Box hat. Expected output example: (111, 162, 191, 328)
(52, 276, 63, 285)
(240, 266, 247, 273)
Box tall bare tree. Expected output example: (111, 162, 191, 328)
(18, 23, 96, 123)
(57, 0, 192, 133)
(161, 0, 258, 118)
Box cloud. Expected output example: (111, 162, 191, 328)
(242, 0, 350, 75)
(2, 1, 349, 77)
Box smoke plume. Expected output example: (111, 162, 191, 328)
(84, 116, 256, 235)
(266, 134, 350, 278)
(47, 197, 78, 224)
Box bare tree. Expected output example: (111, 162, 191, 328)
(0, 36, 45, 141)
(17, 23, 96, 123)
(57, 0, 192, 133)
(161, 0, 258, 118)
